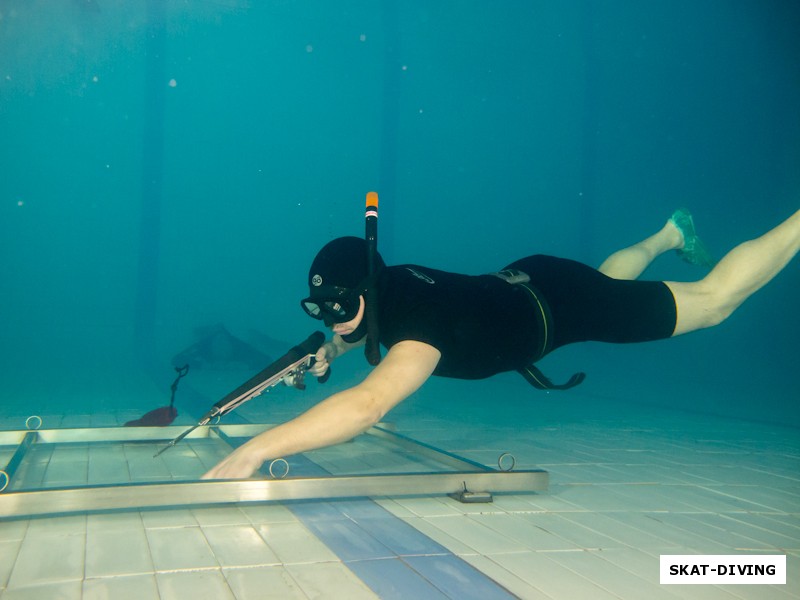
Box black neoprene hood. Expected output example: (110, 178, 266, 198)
(307, 236, 385, 296)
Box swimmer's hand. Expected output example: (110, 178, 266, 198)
(202, 441, 265, 480)
(309, 341, 337, 377)
(310, 334, 365, 378)
(281, 341, 336, 387)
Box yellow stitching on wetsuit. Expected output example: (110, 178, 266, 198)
(523, 365, 548, 387)
(490, 270, 550, 360)
(518, 283, 548, 358)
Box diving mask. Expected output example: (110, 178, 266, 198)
(301, 285, 362, 325)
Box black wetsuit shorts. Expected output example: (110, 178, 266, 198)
(504, 255, 677, 351)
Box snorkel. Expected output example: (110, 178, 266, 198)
(364, 191, 381, 365)
(301, 193, 383, 363)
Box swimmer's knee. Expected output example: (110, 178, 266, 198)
(668, 280, 735, 334)
(699, 299, 733, 328)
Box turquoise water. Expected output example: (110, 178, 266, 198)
(1, 1, 798, 427)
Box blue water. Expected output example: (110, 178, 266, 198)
(1, 1, 798, 426)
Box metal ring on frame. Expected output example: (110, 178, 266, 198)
(497, 453, 516, 472)
(25, 416, 43, 430)
(0, 471, 8, 493)
(268, 458, 289, 479)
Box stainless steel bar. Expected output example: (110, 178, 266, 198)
(0, 423, 549, 518)
(366, 425, 493, 472)
(0, 424, 271, 446)
(1, 432, 37, 482)
(213, 427, 238, 449)
(0, 422, 395, 447)
(0, 431, 30, 446)
(0, 470, 548, 519)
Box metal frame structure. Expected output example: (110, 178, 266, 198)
(0, 424, 548, 519)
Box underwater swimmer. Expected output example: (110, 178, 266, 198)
(203, 207, 800, 480)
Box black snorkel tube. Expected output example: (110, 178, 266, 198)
(364, 191, 381, 365)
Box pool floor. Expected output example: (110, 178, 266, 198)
(0, 380, 797, 599)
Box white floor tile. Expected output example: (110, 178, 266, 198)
(286, 561, 380, 600)
(6, 532, 85, 589)
(731, 514, 800, 541)
(487, 494, 551, 513)
(460, 554, 554, 599)
(707, 485, 800, 513)
(26, 514, 86, 537)
(192, 506, 250, 527)
(0, 520, 28, 543)
(717, 584, 798, 600)
(545, 549, 685, 600)
(145, 527, 218, 571)
(88, 414, 121, 428)
(0, 579, 82, 600)
(87, 444, 128, 485)
(549, 483, 635, 512)
(237, 503, 298, 524)
(515, 512, 622, 549)
(388, 496, 464, 518)
(202, 525, 280, 567)
(86, 511, 144, 534)
(601, 483, 725, 513)
(161, 446, 207, 479)
(85, 527, 153, 577)
(398, 516, 476, 555)
(223, 566, 309, 600)
(488, 551, 622, 600)
(156, 569, 236, 600)
(663, 513, 798, 551)
(515, 488, 588, 512)
(256, 521, 338, 564)
(423, 514, 529, 554)
(83, 574, 160, 600)
(784, 553, 800, 593)
(140, 509, 198, 529)
(42, 459, 89, 486)
(609, 513, 735, 554)
(465, 512, 582, 552)
(375, 498, 420, 519)
(0, 540, 22, 588)
(557, 512, 682, 549)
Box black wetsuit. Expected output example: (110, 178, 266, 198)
(376, 256, 677, 380)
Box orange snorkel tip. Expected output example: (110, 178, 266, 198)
(366, 191, 378, 212)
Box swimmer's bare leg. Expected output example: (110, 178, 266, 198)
(667, 208, 800, 336)
(598, 221, 683, 280)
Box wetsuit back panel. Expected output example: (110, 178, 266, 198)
(377, 265, 540, 379)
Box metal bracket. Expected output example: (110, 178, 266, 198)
(449, 482, 494, 504)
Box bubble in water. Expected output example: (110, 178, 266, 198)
(168, 79, 177, 87)
(359, 34, 366, 42)
(306, 45, 313, 53)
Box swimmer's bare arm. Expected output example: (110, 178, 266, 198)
(202, 340, 441, 480)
